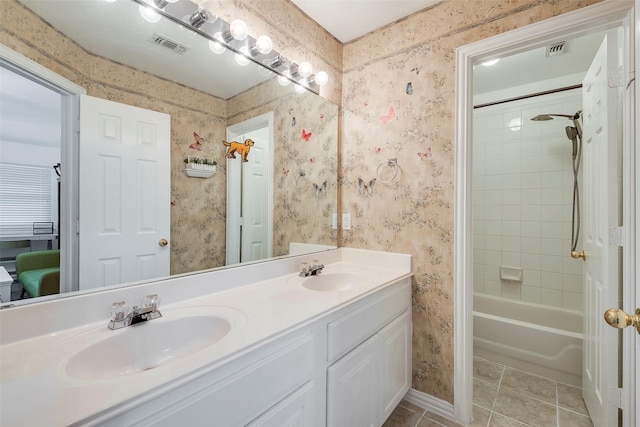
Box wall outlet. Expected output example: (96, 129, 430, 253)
(342, 213, 351, 230)
(332, 213, 338, 230)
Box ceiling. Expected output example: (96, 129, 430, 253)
(290, 0, 441, 43)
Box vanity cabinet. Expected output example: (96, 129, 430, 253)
(326, 279, 412, 427)
(92, 278, 410, 427)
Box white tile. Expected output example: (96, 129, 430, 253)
(485, 236, 502, 251)
(485, 190, 502, 205)
(485, 220, 502, 236)
(485, 205, 503, 220)
(485, 159, 502, 175)
(502, 236, 521, 252)
(521, 140, 541, 157)
(521, 205, 541, 221)
(540, 238, 563, 256)
(521, 237, 541, 254)
(473, 249, 485, 263)
(540, 205, 563, 222)
(541, 188, 563, 205)
(485, 281, 502, 296)
(501, 282, 521, 300)
(485, 145, 502, 161)
(502, 206, 521, 221)
(472, 190, 485, 205)
(485, 175, 502, 190)
(521, 172, 541, 189)
(540, 254, 563, 273)
(540, 171, 564, 188)
(502, 158, 521, 174)
(521, 221, 541, 237)
(522, 269, 541, 286)
(541, 288, 563, 307)
(485, 250, 502, 266)
(473, 235, 485, 249)
(501, 127, 521, 141)
(502, 189, 521, 205)
(473, 220, 485, 235)
(521, 189, 541, 205)
(521, 155, 541, 173)
(473, 205, 486, 220)
(503, 142, 521, 159)
(521, 253, 541, 270)
(562, 291, 583, 311)
(474, 264, 485, 282)
(541, 271, 562, 290)
(521, 286, 541, 304)
(484, 264, 499, 280)
(503, 221, 521, 236)
(473, 279, 484, 293)
(541, 221, 563, 238)
(562, 274, 583, 293)
(502, 174, 521, 190)
(563, 256, 583, 275)
(502, 251, 521, 267)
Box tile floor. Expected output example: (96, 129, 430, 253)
(383, 357, 593, 427)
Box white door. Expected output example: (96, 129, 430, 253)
(581, 32, 620, 427)
(241, 126, 269, 262)
(79, 95, 170, 290)
(226, 112, 273, 265)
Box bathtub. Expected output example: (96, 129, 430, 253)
(473, 293, 583, 386)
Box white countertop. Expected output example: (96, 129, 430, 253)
(0, 248, 411, 426)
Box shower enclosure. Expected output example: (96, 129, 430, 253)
(471, 89, 584, 384)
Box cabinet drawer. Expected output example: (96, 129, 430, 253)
(135, 334, 315, 427)
(327, 279, 410, 362)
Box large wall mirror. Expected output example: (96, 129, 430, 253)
(0, 0, 338, 306)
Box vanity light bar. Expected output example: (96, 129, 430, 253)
(131, 0, 326, 92)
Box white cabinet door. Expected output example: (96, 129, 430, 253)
(379, 310, 412, 423)
(327, 334, 378, 427)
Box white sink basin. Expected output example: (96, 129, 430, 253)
(63, 314, 232, 380)
(302, 272, 367, 292)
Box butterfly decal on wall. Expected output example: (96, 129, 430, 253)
(189, 132, 205, 150)
(417, 147, 433, 160)
(313, 181, 327, 198)
(320, 113, 325, 120)
(282, 168, 290, 177)
(309, 157, 316, 164)
(170, 200, 176, 206)
(301, 129, 312, 141)
(374, 147, 382, 154)
(358, 178, 376, 196)
(379, 107, 396, 125)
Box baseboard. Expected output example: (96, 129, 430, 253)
(403, 388, 457, 423)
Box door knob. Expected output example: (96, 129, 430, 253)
(158, 239, 169, 247)
(570, 250, 586, 260)
(603, 308, 640, 334)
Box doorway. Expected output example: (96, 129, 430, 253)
(225, 112, 274, 265)
(0, 44, 84, 298)
(454, 2, 636, 426)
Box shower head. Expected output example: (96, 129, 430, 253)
(566, 126, 578, 159)
(530, 113, 574, 121)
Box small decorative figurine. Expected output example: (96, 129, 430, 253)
(223, 139, 254, 162)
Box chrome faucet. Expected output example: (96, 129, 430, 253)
(299, 260, 325, 277)
(108, 294, 162, 330)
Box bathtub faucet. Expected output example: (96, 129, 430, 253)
(108, 294, 162, 330)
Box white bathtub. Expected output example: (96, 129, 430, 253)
(473, 293, 583, 386)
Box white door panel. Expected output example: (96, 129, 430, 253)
(79, 95, 170, 290)
(581, 31, 620, 427)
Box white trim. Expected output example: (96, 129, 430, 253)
(454, 1, 635, 425)
(404, 388, 455, 421)
(0, 43, 86, 294)
(226, 112, 274, 265)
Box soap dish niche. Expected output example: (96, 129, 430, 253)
(500, 266, 523, 283)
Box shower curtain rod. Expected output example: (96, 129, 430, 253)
(473, 84, 582, 109)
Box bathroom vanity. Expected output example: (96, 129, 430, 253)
(0, 248, 412, 426)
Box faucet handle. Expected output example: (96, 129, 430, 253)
(143, 294, 160, 310)
(110, 301, 128, 321)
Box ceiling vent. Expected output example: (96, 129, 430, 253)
(148, 33, 189, 55)
(546, 41, 566, 57)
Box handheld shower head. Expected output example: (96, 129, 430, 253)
(566, 126, 578, 159)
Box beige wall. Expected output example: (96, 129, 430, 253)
(340, 0, 602, 402)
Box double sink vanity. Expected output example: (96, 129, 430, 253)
(0, 248, 412, 426)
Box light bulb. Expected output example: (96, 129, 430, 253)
(277, 71, 291, 86)
(235, 47, 250, 66)
(229, 19, 248, 41)
(254, 35, 273, 55)
(208, 39, 225, 54)
(298, 62, 313, 78)
(139, 5, 161, 23)
(294, 84, 306, 94)
(314, 71, 328, 86)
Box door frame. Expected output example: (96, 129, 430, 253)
(0, 43, 85, 295)
(225, 112, 274, 265)
(454, 1, 636, 424)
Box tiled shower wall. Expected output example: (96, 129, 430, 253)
(472, 90, 584, 312)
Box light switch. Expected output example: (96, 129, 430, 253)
(342, 213, 351, 230)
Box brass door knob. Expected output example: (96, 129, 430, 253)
(604, 308, 640, 334)
(158, 239, 169, 247)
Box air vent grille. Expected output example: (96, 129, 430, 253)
(546, 41, 566, 57)
(148, 33, 189, 55)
